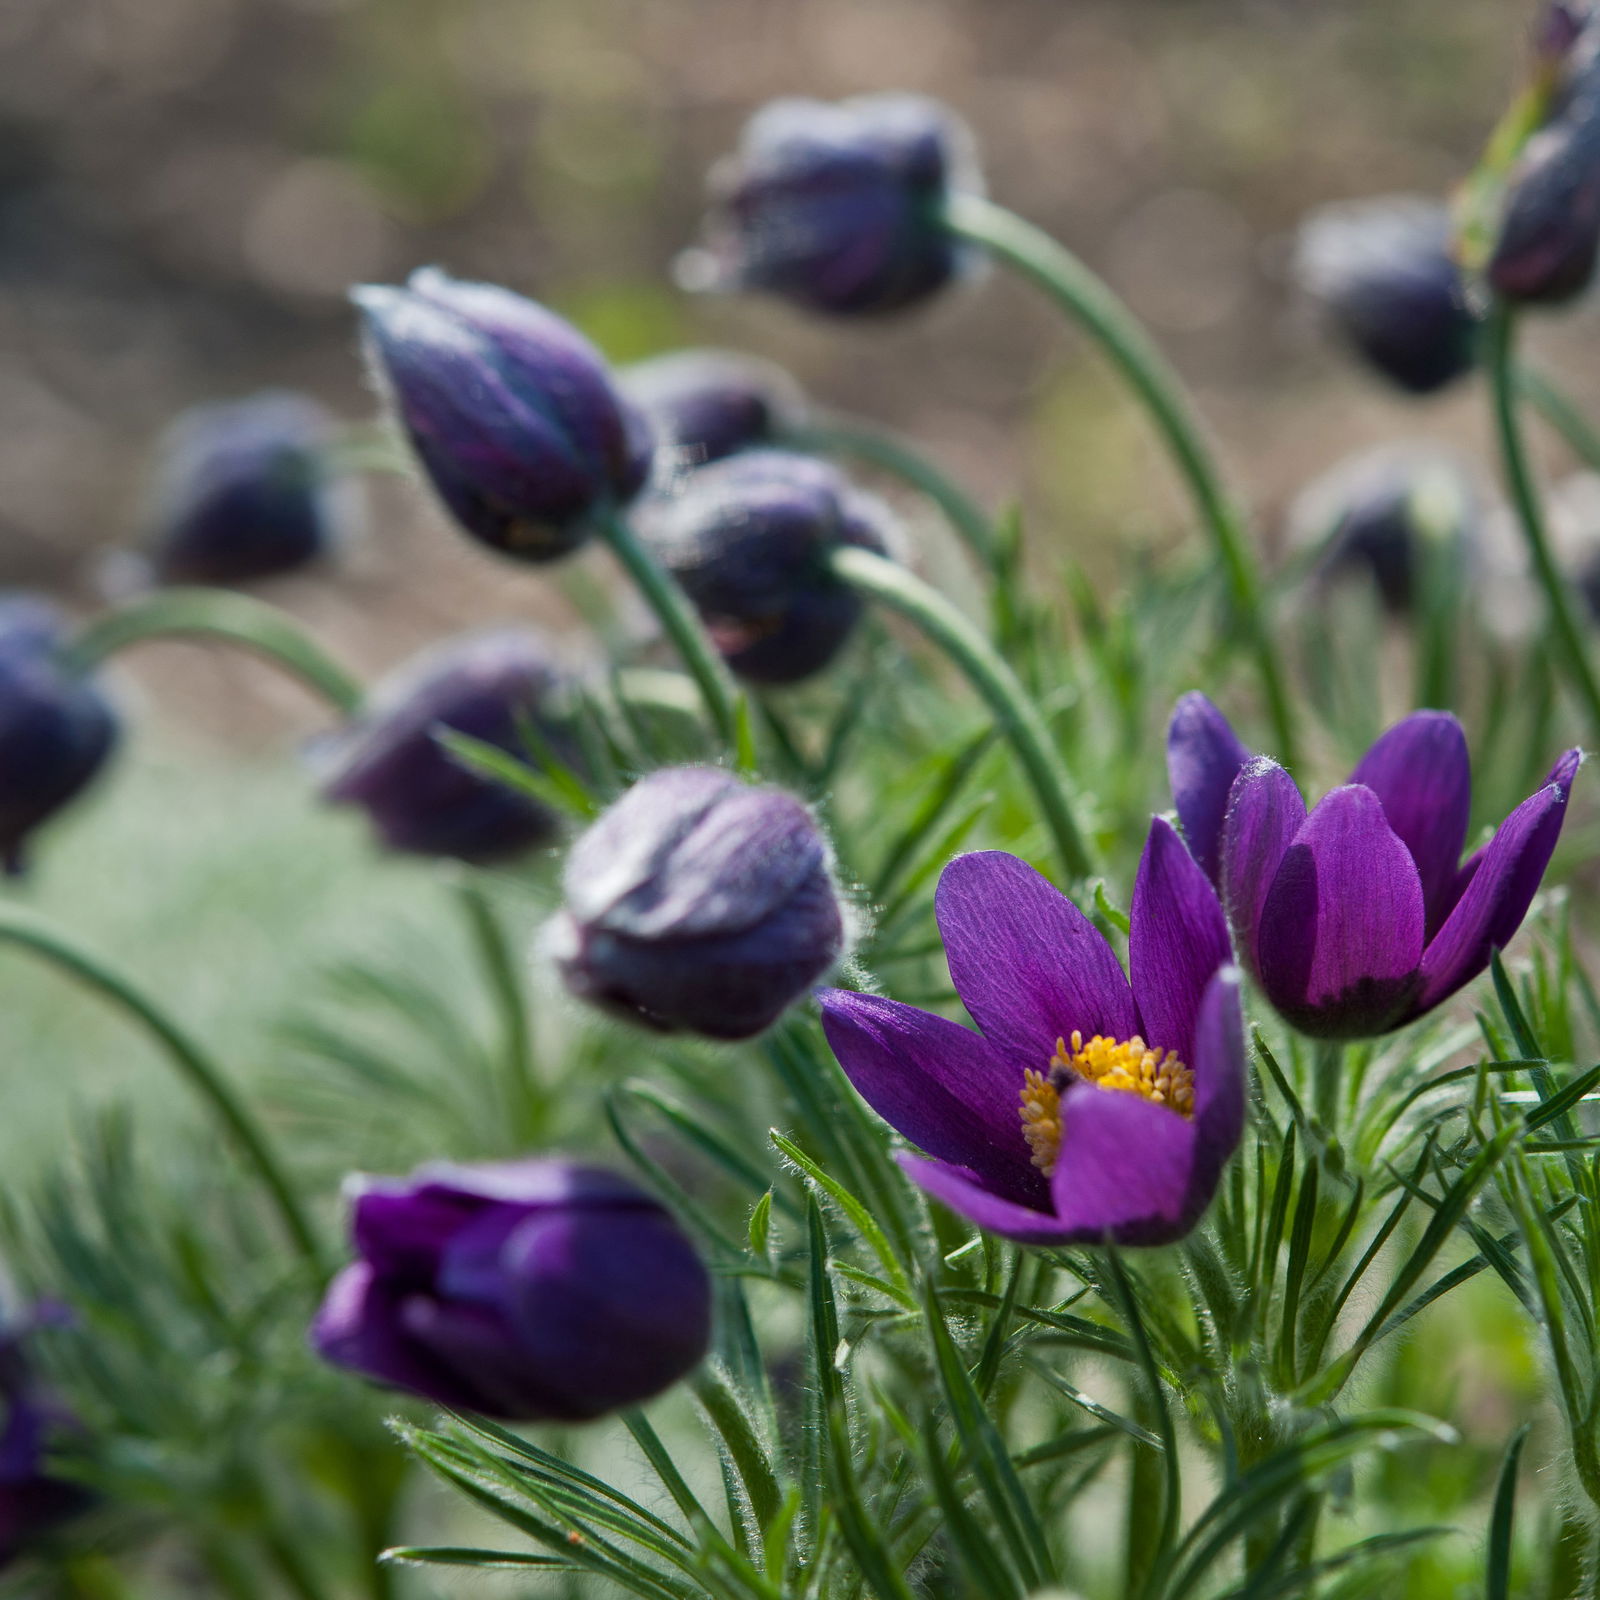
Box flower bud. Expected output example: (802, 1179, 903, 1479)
(142, 392, 344, 585)
(355, 269, 653, 561)
(549, 766, 846, 1040)
(0, 601, 118, 876)
(621, 349, 806, 474)
(1287, 447, 1478, 613)
(1294, 196, 1478, 393)
(319, 629, 575, 864)
(641, 451, 895, 685)
(680, 94, 982, 316)
(1488, 94, 1600, 304)
(311, 1159, 711, 1422)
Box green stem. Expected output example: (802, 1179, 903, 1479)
(783, 417, 997, 567)
(0, 903, 326, 1277)
(830, 545, 1092, 882)
(945, 192, 1296, 766)
(455, 878, 540, 1145)
(63, 590, 363, 716)
(1486, 306, 1600, 743)
(597, 509, 741, 748)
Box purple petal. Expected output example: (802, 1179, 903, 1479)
(1130, 816, 1232, 1062)
(898, 1154, 1075, 1245)
(1049, 1085, 1198, 1245)
(1413, 751, 1581, 1014)
(1256, 785, 1426, 1038)
(1184, 967, 1247, 1219)
(1349, 711, 1471, 936)
(818, 988, 1046, 1208)
(935, 852, 1135, 1075)
(1219, 758, 1305, 970)
(1167, 692, 1252, 886)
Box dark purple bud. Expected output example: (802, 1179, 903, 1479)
(318, 629, 575, 864)
(680, 94, 982, 316)
(144, 392, 342, 585)
(1294, 197, 1479, 393)
(311, 1159, 712, 1422)
(549, 766, 847, 1040)
(620, 349, 806, 473)
(1287, 447, 1478, 613)
(1489, 99, 1600, 304)
(641, 450, 895, 685)
(0, 600, 118, 876)
(355, 269, 653, 562)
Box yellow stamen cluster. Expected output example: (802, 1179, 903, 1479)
(1018, 1032, 1194, 1178)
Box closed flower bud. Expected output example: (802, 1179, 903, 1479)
(680, 93, 982, 316)
(641, 450, 895, 685)
(355, 269, 653, 561)
(549, 766, 846, 1040)
(312, 1159, 712, 1422)
(0, 601, 118, 876)
(142, 392, 344, 585)
(319, 629, 576, 864)
(621, 349, 806, 474)
(1287, 447, 1478, 612)
(1294, 196, 1478, 393)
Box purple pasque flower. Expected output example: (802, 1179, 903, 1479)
(680, 93, 982, 317)
(818, 820, 1246, 1247)
(355, 269, 653, 561)
(312, 1159, 712, 1422)
(1293, 196, 1479, 394)
(318, 629, 575, 864)
(550, 766, 846, 1040)
(620, 349, 806, 475)
(1168, 694, 1582, 1039)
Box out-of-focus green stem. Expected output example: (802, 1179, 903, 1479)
(1486, 307, 1600, 743)
(0, 904, 326, 1278)
(597, 509, 741, 748)
(784, 417, 997, 568)
(64, 590, 364, 716)
(945, 192, 1297, 767)
(830, 545, 1093, 883)
(455, 879, 540, 1145)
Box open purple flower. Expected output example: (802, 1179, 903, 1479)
(819, 821, 1245, 1246)
(1168, 694, 1582, 1038)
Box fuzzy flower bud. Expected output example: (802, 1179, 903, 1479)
(0, 601, 118, 876)
(641, 450, 895, 685)
(312, 1159, 712, 1422)
(680, 94, 982, 316)
(621, 349, 806, 474)
(355, 269, 653, 561)
(142, 392, 343, 585)
(550, 766, 846, 1040)
(319, 629, 575, 864)
(1294, 196, 1478, 393)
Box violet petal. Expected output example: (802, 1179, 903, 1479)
(1167, 692, 1252, 886)
(897, 1154, 1074, 1245)
(1219, 757, 1306, 968)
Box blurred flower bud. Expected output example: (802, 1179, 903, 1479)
(1287, 446, 1478, 613)
(312, 1159, 711, 1422)
(1294, 196, 1479, 393)
(355, 269, 653, 561)
(641, 451, 896, 685)
(0, 601, 118, 876)
(1488, 87, 1600, 304)
(621, 349, 806, 475)
(549, 766, 847, 1040)
(142, 392, 346, 586)
(319, 629, 576, 864)
(679, 94, 983, 316)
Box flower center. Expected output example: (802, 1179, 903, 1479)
(1018, 1031, 1194, 1178)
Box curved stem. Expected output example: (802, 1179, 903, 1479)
(945, 192, 1297, 766)
(64, 590, 364, 717)
(597, 509, 741, 748)
(455, 878, 540, 1146)
(0, 903, 326, 1277)
(830, 545, 1092, 883)
(1486, 306, 1600, 741)
(783, 417, 997, 568)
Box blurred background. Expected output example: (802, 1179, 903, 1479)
(0, 0, 1588, 1164)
